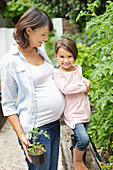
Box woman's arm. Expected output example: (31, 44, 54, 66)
(8, 114, 32, 163)
(1, 64, 32, 163)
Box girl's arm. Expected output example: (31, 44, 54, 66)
(83, 80, 91, 95)
(82, 77, 91, 95)
(53, 71, 87, 94)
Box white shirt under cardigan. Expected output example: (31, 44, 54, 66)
(0, 44, 65, 133)
(29, 60, 65, 128)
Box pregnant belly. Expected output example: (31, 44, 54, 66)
(35, 83, 65, 114)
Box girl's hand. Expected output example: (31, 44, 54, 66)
(83, 81, 91, 95)
(19, 133, 32, 163)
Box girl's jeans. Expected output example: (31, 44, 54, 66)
(19, 121, 60, 170)
(72, 122, 90, 151)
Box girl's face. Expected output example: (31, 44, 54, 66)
(26, 24, 49, 48)
(55, 47, 74, 71)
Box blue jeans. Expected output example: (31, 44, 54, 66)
(72, 122, 90, 151)
(19, 121, 60, 170)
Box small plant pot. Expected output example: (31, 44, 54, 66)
(28, 143, 46, 166)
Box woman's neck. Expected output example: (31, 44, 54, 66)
(16, 44, 37, 54)
(16, 44, 44, 66)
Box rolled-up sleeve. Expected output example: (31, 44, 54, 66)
(1, 64, 18, 116)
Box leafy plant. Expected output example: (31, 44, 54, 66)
(1, 0, 52, 24)
(76, 0, 113, 153)
(102, 155, 113, 170)
(1, 0, 108, 30)
(22, 128, 50, 155)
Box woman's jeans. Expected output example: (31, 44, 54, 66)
(19, 121, 60, 170)
(72, 122, 90, 151)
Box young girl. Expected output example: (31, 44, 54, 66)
(53, 38, 91, 170)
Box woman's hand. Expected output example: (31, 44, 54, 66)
(8, 114, 32, 163)
(19, 133, 32, 163)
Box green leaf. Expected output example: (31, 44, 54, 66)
(110, 96, 113, 102)
(28, 148, 34, 153)
(36, 144, 42, 148)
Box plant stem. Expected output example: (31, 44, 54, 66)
(108, 32, 112, 42)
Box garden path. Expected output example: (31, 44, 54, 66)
(0, 118, 100, 170)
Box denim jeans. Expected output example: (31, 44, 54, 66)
(19, 121, 60, 170)
(72, 122, 90, 151)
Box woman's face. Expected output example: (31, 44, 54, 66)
(27, 24, 49, 48)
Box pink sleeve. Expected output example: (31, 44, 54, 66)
(53, 70, 86, 95)
(82, 76, 91, 84)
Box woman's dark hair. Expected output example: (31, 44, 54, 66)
(13, 7, 53, 48)
(55, 38, 78, 61)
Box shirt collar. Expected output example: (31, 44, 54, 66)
(11, 44, 40, 55)
(10, 44, 20, 55)
(10, 44, 52, 64)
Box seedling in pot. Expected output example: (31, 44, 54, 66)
(22, 128, 50, 155)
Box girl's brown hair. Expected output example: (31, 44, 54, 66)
(13, 7, 53, 48)
(55, 38, 78, 61)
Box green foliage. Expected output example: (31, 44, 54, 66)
(102, 155, 113, 169)
(22, 128, 50, 155)
(1, 0, 108, 29)
(77, 0, 113, 152)
(1, 0, 52, 23)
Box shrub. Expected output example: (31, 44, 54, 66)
(77, 0, 113, 153)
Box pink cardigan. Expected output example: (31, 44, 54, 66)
(53, 64, 90, 129)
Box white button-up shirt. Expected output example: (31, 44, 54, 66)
(0, 45, 52, 132)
